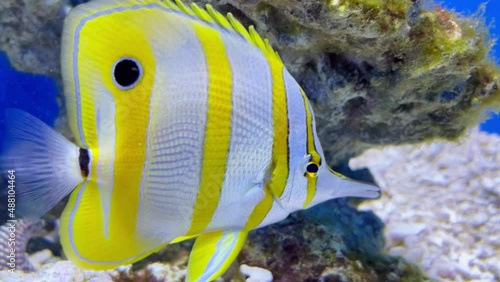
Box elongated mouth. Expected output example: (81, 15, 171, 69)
(317, 167, 381, 200)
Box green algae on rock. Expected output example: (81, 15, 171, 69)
(0, 0, 66, 76)
(239, 207, 433, 282)
(0, 219, 56, 272)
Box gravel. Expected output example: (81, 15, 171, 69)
(350, 128, 500, 282)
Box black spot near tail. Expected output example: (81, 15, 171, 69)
(79, 148, 89, 178)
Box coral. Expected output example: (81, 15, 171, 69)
(350, 128, 500, 281)
(0, 0, 65, 77)
(238, 209, 433, 281)
(0, 219, 56, 272)
(0, 215, 431, 281)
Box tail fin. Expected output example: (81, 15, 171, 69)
(0, 109, 84, 218)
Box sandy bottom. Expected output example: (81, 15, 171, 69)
(350, 129, 499, 282)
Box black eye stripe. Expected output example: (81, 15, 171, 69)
(113, 58, 142, 89)
(79, 148, 89, 178)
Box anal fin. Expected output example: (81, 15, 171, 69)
(187, 230, 247, 282)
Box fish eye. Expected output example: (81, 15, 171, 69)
(302, 155, 321, 178)
(306, 162, 319, 174)
(112, 58, 143, 90)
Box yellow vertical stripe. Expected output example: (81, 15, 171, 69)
(187, 22, 233, 235)
(301, 89, 321, 208)
(245, 57, 289, 230)
(304, 175, 318, 208)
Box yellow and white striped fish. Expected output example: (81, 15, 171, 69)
(0, 0, 379, 280)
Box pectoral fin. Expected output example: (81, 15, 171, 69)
(187, 230, 247, 282)
(0, 109, 84, 218)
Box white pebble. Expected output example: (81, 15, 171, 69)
(240, 264, 273, 282)
(388, 223, 426, 240)
(405, 246, 425, 263)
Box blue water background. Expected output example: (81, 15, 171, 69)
(442, 0, 500, 134)
(0, 54, 59, 137)
(0, 0, 498, 137)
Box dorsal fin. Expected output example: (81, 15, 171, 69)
(160, 0, 283, 62)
